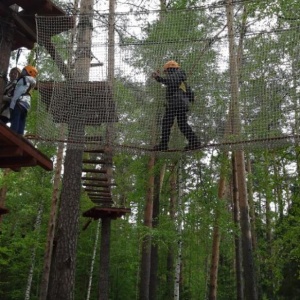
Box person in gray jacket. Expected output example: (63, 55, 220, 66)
(152, 60, 200, 151)
(10, 65, 38, 135)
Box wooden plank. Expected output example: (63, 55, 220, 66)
(0, 123, 53, 171)
(82, 206, 131, 220)
(82, 159, 106, 164)
(81, 177, 108, 182)
(84, 149, 105, 154)
(82, 168, 107, 173)
(88, 192, 111, 196)
(89, 195, 112, 199)
(84, 188, 110, 192)
(88, 193, 112, 199)
(83, 183, 116, 188)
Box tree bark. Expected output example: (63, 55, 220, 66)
(86, 220, 100, 300)
(208, 152, 228, 300)
(24, 203, 44, 300)
(174, 160, 183, 300)
(149, 163, 163, 300)
(47, 148, 83, 300)
(164, 163, 177, 299)
(0, 7, 15, 107)
(232, 155, 244, 300)
(39, 138, 64, 300)
(0, 169, 10, 223)
(226, 1, 257, 299)
(139, 155, 155, 300)
(246, 157, 257, 251)
(98, 218, 111, 300)
(47, 0, 94, 298)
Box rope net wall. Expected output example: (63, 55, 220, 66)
(35, 4, 300, 153)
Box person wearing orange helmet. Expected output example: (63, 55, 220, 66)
(0, 67, 22, 124)
(9, 65, 38, 135)
(152, 60, 200, 151)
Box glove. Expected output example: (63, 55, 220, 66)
(152, 70, 160, 78)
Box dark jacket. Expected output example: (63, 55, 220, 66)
(154, 68, 187, 108)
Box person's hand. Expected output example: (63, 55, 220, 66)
(151, 70, 160, 78)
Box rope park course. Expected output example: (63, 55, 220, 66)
(34, 3, 300, 154)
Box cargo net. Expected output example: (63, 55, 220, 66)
(35, 4, 300, 153)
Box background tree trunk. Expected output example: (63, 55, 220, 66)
(139, 155, 155, 300)
(174, 160, 183, 300)
(39, 138, 64, 300)
(87, 220, 100, 300)
(232, 155, 244, 300)
(226, 1, 257, 299)
(0, 169, 10, 223)
(98, 217, 111, 300)
(0, 6, 15, 106)
(149, 163, 165, 300)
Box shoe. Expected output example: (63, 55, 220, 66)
(184, 140, 201, 150)
(153, 144, 168, 151)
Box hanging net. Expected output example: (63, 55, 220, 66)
(35, 3, 300, 153)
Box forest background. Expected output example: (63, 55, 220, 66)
(1, 0, 300, 299)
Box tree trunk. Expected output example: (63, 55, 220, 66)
(235, 151, 257, 300)
(86, 220, 100, 300)
(98, 218, 111, 300)
(174, 160, 183, 300)
(164, 163, 177, 299)
(226, 1, 257, 299)
(0, 7, 15, 107)
(47, 0, 94, 298)
(47, 148, 83, 300)
(246, 157, 257, 251)
(0, 169, 10, 223)
(25, 203, 44, 300)
(232, 155, 244, 300)
(208, 152, 228, 300)
(39, 138, 64, 300)
(149, 163, 163, 300)
(139, 155, 155, 300)
(209, 213, 221, 300)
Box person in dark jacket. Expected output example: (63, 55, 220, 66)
(152, 60, 200, 151)
(0, 67, 21, 124)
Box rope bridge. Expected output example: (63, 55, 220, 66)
(35, 5, 300, 153)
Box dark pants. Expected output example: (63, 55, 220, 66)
(10, 104, 27, 135)
(160, 105, 198, 147)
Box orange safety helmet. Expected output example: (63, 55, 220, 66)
(163, 60, 180, 70)
(24, 65, 38, 78)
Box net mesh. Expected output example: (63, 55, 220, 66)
(35, 4, 300, 153)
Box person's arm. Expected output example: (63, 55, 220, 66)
(154, 69, 186, 87)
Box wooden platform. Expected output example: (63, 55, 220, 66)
(83, 206, 131, 220)
(0, 0, 74, 50)
(0, 122, 53, 171)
